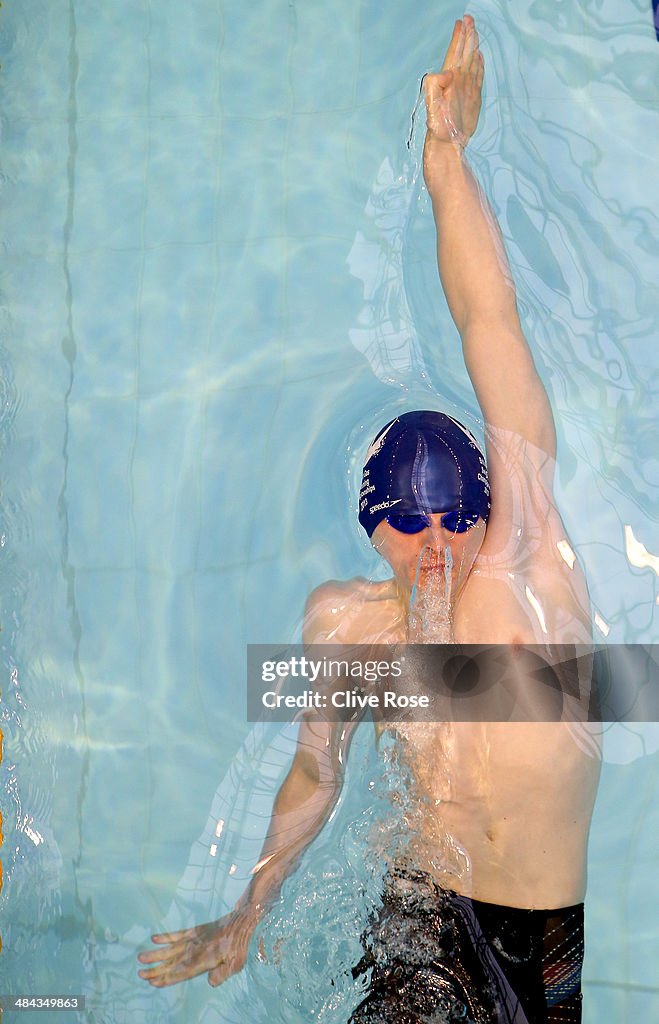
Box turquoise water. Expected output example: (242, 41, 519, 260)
(0, 0, 658, 1021)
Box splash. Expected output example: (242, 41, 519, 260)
(407, 544, 454, 642)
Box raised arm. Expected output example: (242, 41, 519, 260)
(422, 17, 594, 638)
(138, 596, 358, 988)
(423, 16, 556, 460)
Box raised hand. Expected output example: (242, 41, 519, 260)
(137, 908, 256, 988)
(424, 15, 484, 148)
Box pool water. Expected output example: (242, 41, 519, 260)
(1, 1, 658, 1021)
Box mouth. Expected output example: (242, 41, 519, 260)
(414, 562, 449, 580)
(412, 546, 453, 582)
(418, 548, 447, 564)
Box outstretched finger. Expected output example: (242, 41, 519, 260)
(138, 964, 173, 984)
(463, 15, 480, 68)
(139, 955, 214, 987)
(476, 50, 485, 88)
(137, 943, 184, 966)
(441, 18, 465, 70)
(208, 963, 231, 987)
(138, 962, 180, 984)
(149, 927, 196, 944)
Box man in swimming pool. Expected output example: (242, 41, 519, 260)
(138, 15, 601, 1021)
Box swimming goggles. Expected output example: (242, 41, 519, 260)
(386, 510, 481, 535)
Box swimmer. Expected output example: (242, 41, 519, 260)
(138, 15, 601, 1021)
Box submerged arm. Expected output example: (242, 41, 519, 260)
(235, 713, 356, 922)
(138, 597, 359, 988)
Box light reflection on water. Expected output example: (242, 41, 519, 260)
(1, 0, 658, 1020)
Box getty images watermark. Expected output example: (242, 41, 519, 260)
(259, 652, 418, 713)
(246, 644, 659, 723)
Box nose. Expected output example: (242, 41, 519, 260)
(425, 515, 457, 543)
(414, 524, 456, 568)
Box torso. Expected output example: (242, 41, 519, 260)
(307, 433, 602, 910)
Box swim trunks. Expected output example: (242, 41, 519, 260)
(349, 866, 584, 1024)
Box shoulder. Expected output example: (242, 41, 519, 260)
(303, 577, 399, 644)
(304, 576, 365, 611)
(303, 578, 365, 644)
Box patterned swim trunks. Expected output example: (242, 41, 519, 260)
(349, 866, 584, 1023)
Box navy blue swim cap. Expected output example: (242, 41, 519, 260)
(358, 410, 490, 538)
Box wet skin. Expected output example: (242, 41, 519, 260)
(137, 13, 601, 990)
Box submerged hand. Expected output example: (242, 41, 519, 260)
(137, 909, 255, 988)
(424, 15, 484, 148)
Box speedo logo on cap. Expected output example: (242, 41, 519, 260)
(369, 498, 402, 514)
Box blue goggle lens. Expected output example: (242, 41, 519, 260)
(440, 510, 481, 533)
(386, 513, 430, 534)
(386, 511, 480, 535)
